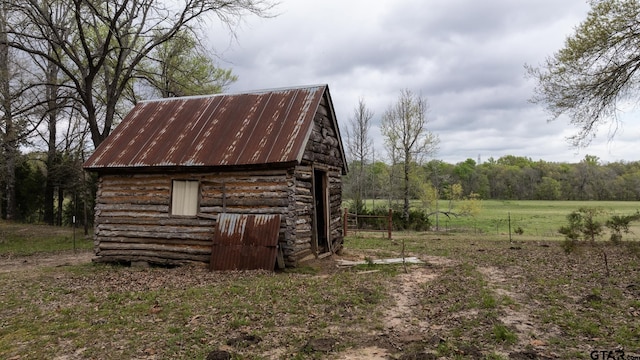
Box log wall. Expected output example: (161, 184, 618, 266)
(93, 170, 296, 265)
(291, 166, 314, 263)
(300, 96, 345, 255)
(92, 95, 345, 267)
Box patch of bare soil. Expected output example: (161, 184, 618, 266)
(0, 249, 93, 273)
(478, 266, 550, 352)
(384, 268, 437, 332)
(340, 256, 456, 359)
(421, 255, 457, 267)
(303, 253, 456, 359)
(337, 346, 393, 359)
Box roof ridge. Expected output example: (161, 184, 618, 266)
(141, 84, 328, 103)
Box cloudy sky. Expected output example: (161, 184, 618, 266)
(208, 0, 640, 165)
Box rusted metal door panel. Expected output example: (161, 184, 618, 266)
(210, 213, 281, 271)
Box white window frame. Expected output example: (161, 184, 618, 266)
(171, 180, 199, 216)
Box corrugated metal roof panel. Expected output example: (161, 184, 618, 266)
(84, 85, 328, 169)
(210, 213, 281, 271)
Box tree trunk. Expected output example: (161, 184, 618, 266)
(4, 147, 15, 219)
(403, 159, 410, 222)
(0, 6, 16, 220)
(56, 187, 63, 226)
(44, 168, 55, 224)
(44, 118, 56, 225)
(44, 52, 60, 225)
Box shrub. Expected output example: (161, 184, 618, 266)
(345, 204, 431, 232)
(391, 208, 431, 231)
(605, 212, 640, 243)
(558, 208, 604, 243)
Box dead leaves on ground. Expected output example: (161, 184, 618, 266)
(1, 239, 639, 359)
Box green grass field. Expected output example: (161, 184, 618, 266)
(0, 221, 93, 255)
(351, 199, 640, 241)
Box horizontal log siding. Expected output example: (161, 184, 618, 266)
(287, 166, 313, 266)
(302, 99, 344, 170)
(94, 170, 292, 265)
(329, 169, 344, 252)
(300, 98, 345, 255)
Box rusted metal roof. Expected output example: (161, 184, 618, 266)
(210, 213, 281, 271)
(84, 84, 338, 170)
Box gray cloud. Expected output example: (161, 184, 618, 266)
(208, 0, 640, 164)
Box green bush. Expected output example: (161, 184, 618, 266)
(345, 205, 431, 232)
(390, 207, 431, 231)
(559, 208, 640, 246)
(558, 208, 604, 242)
(605, 212, 640, 243)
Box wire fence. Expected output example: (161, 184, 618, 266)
(343, 208, 393, 239)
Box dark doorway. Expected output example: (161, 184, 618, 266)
(313, 169, 329, 253)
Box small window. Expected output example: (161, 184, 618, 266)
(171, 180, 199, 216)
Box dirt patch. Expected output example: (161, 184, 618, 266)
(384, 267, 437, 332)
(337, 346, 391, 359)
(479, 266, 536, 335)
(478, 265, 561, 351)
(422, 255, 457, 267)
(0, 250, 93, 273)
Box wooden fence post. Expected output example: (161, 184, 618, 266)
(343, 207, 348, 237)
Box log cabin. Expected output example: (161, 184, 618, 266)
(83, 85, 347, 269)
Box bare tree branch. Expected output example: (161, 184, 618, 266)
(3, 0, 276, 148)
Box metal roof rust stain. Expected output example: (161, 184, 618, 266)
(85, 85, 331, 170)
(210, 213, 281, 271)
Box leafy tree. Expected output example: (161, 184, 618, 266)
(444, 183, 463, 211)
(535, 176, 562, 200)
(139, 30, 237, 99)
(559, 207, 605, 243)
(367, 160, 387, 207)
(453, 158, 476, 196)
(457, 192, 482, 218)
(0, 1, 38, 220)
(496, 155, 533, 168)
(418, 181, 438, 211)
(612, 169, 640, 200)
(440, 183, 482, 218)
(381, 89, 439, 221)
(528, 0, 640, 147)
(15, 154, 46, 222)
(423, 159, 454, 196)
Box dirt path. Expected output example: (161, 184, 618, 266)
(336, 267, 438, 360)
(478, 265, 559, 356)
(0, 250, 94, 273)
(337, 255, 456, 359)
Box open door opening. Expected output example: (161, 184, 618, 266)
(313, 169, 329, 254)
